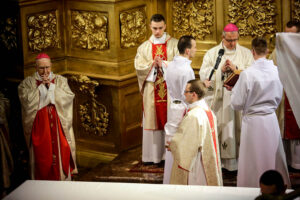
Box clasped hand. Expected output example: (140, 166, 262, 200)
(221, 59, 236, 73)
(154, 56, 163, 68)
(41, 75, 50, 88)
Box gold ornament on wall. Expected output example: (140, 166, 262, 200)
(120, 7, 147, 48)
(27, 11, 60, 52)
(228, 0, 277, 37)
(71, 10, 108, 50)
(172, 0, 214, 40)
(0, 17, 17, 50)
(293, 0, 300, 21)
(70, 75, 109, 136)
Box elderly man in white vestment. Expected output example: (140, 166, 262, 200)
(168, 80, 222, 186)
(163, 35, 196, 184)
(199, 23, 253, 171)
(18, 53, 77, 180)
(230, 38, 290, 188)
(269, 21, 300, 171)
(134, 14, 178, 164)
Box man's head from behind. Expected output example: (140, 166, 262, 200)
(259, 170, 287, 196)
(222, 23, 239, 50)
(178, 35, 197, 59)
(150, 14, 166, 38)
(285, 20, 300, 33)
(251, 37, 268, 59)
(36, 53, 52, 78)
(184, 80, 207, 104)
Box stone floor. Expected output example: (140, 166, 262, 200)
(74, 145, 300, 188)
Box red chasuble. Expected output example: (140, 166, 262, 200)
(284, 94, 300, 139)
(31, 80, 74, 180)
(151, 42, 168, 130)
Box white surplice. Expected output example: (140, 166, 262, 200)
(163, 55, 195, 184)
(199, 42, 253, 171)
(276, 33, 300, 169)
(135, 33, 178, 163)
(231, 58, 291, 188)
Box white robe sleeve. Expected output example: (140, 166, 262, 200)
(199, 52, 214, 81)
(231, 71, 249, 111)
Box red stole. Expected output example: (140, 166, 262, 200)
(32, 80, 74, 180)
(152, 42, 168, 130)
(205, 110, 219, 168)
(284, 94, 300, 139)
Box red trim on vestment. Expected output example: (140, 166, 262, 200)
(204, 110, 219, 168)
(178, 165, 189, 172)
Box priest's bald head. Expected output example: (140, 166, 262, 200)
(184, 80, 207, 104)
(35, 53, 52, 78)
(222, 23, 239, 50)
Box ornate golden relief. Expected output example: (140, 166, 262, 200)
(70, 75, 109, 136)
(71, 10, 108, 50)
(228, 0, 277, 37)
(172, 0, 214, 40)
(293, 0, 300, 21)
(120, 8, 146, 48)
(27, 11, 60, 52)
(0, 17, 17, 50)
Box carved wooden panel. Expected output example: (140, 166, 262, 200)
(172, 0, 214, 40)
(292, 0, 300, 21)
(27, 10, 61, 52)
(227, 0, 277, 38)
(71, 10, 109, 51)
(120, 7, 147, 48)
(0, 17, 17, 50)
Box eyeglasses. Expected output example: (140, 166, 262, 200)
(184, 90, 194, 93)
(224, 38, 239, 43)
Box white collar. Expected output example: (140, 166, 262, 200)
(174, 55, 192, 64)
(188, 99, 208, 111)
(152, 32, 167, 44)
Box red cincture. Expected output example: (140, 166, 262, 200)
(152, 42, 168, 130)
(284, 94, 300, 139)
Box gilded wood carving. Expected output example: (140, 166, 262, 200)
(228, 0, 277, 37)
(70, 75, 109, 136)
(27, 11, 60, 51)
(120, 7, 147, 48)
(0, 17, 17, 50)
(172, 0, 214, 40)
(71, 10, 108, 50)
(293, 0, 300, 21)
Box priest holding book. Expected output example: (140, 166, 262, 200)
(199, 23, 253, 171)
(230, 37, 290, 188)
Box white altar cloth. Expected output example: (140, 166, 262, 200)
(3, 180, 265, 200)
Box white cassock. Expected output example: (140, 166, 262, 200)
(163, 55, 195, 184)
(199, 43, 253, 171)
(276, 32, 300, 170)
(231, 58, 291, 188)
(135, 33, 178, 163)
